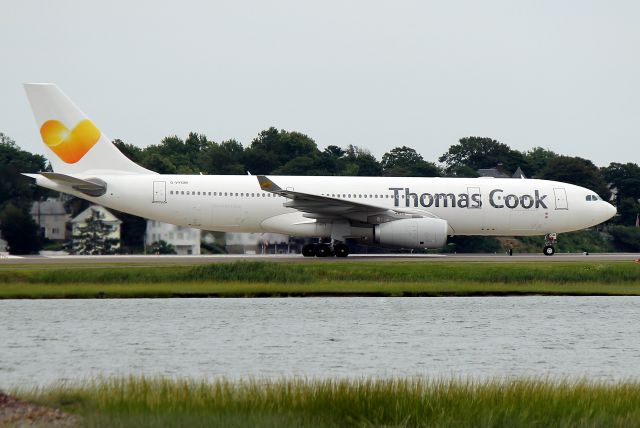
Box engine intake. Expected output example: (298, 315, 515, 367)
(374, 218, 448, 249)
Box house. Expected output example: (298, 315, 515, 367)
(70, 205, 122, 253)
(477, 165, 527, 179)
(145, 220, 201, 255)
(30, 197, 70, 240)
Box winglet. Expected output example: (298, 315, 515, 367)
(257, 175, 282, 192)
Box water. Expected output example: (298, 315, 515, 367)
(2, 297, 640, 388)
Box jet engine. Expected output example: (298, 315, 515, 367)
(374, 218, 448, 249)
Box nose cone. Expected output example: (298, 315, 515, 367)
(603, 202, 617, 222)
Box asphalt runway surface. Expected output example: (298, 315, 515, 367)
(1, 253, 639, 265)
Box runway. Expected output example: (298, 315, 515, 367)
(1, 253, 639, 265)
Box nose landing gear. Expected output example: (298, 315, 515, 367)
(301, 242, 350, 258)
(543, 233, 557, 256)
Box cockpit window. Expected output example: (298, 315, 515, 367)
(593, 195, 599, 200)
(586, 195, 592, 201)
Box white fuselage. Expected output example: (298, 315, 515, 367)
(35, 174, 615, 238)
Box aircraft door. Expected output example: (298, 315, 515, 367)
(553, 188, 568, 210)
(467, 186, 481, 209)
(153, 181, 166, 203)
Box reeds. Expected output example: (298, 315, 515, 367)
(1, 261, 639, 298)
(17, 376, 640, 427)
(1, 261, 639, 285)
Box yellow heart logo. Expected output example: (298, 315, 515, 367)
(40, 119, 100, 164)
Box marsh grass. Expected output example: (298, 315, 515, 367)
(1, 261, 639, 298)
(16, 376, 640, 427)
(2, 280, 640, 299)
(0, 261, 639, 285)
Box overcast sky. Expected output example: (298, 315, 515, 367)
(1, 0, 638, 167)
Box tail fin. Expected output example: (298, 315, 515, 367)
(24, 83, 153, 175)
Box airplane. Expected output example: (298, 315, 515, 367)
(22, 83, 616, 257)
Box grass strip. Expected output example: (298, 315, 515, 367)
(1, 261, 640, 298)
(0, 261, 639, 285)
(15, 376, 640, 427)
(2, 280, 640, 299)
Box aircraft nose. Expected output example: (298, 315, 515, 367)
(604, 202, 617, 221)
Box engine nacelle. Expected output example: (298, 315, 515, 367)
(374, 218, 448, 249)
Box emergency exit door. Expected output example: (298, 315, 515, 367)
(153, 181, 166, 203)
(553, 188, 568, 210)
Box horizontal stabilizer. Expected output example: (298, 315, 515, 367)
(30, 172, 107, 197)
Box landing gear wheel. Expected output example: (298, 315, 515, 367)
(302, 244, 317, 257)
(334, 243, 350, 257)
(543, 245, 555, 256)
(316, 244, 333, 257)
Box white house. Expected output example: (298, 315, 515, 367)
(145, 220, 201, 255)
(70, 205, 122, 252)
(30, 197, 70, 240)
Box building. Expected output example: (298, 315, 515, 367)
(30, 197, 70, 240)
(477, 165, 527, 179)
(224, 232, 291, 254)
(145, 220, 201, 255)
(70, 205, 122, 253)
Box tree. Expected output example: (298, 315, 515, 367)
(149, 240, 177, 255)
(72, 208, 119, 255)
(523, 147, 558, 178)
(113, 139, 143, 164)
(207, 139, 249, 174)
(381, 146, 441, 177)
(602, 162, 640, 210)
(140, 133, 215, 174)
(539, 156, 611, 200)
(0, 203, 42, 254)
(247, 127, 319, 172)
(608, 226, 640, 252)
(343, 145, 383, 176)
(439, 137, 527, 175)
(0, 133, 50, 211)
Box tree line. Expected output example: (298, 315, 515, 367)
(1, 128, 639, 254)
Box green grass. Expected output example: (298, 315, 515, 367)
(2, 280, 640, 299)
(1, 261, 640, 298)
(16, 376, 640, 427)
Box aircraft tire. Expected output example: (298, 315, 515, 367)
(302, 244, 317, 257)
(543, 245, 555, 256)
(334, 243, 349, 257)
(316, 244, 333, 257)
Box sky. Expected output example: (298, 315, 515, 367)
(1, 0, 639, 167)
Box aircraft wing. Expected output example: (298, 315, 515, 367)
(256, 175, 438, 224)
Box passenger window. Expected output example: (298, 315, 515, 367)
(186, 191, 190, 195)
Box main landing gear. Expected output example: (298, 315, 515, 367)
(543, 233, 557, 256)
(301, 242, 350, 258)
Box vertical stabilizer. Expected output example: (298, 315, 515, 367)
(24, 83, 153, 175)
